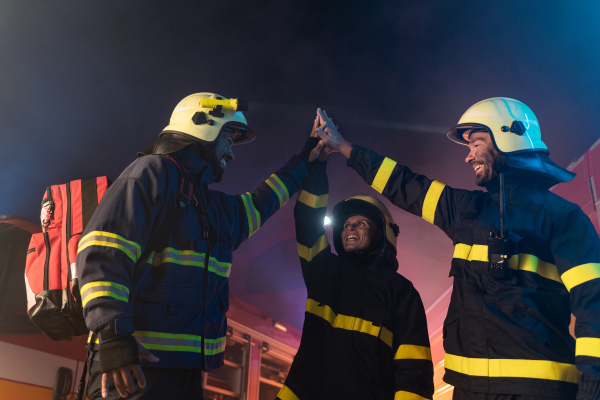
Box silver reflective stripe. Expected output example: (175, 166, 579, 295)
(266, 174, 290, 208)
(241, 193, 261, 237)
(148, 248, 232, 278)
(205, 337, 227, 355)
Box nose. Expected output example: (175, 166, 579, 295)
(227, 147, 235, 162)
(465, 147, 475, 164)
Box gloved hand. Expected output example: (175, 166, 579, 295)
(298, 136, 323, 163)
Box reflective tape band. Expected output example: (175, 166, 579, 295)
(204, 336, 227, 356)
(297, 190, 328, 209)
(454, 243, 488, 262)
(277, 384, 300, 400)
(562, 263, 600, 292)
(394, 391, 430, 400)
(78, 231, 141, 262)
(266, 174, 290, 208)
(444, 353, 580, 383)
(422, 180, 445, 224)
(297, 234, 329, 262)
(394, 344, 432, 361)
(371, 157, 397, 193)
(453, 244, 562, 284)
(576, 337, 600, 358)
(148, 247, 232, 278)
(306, 298, 392, 348)
(81, 281, 129, 307)
(241, 193, 261, 237)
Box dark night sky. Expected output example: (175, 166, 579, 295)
(2, 0, 599, 329)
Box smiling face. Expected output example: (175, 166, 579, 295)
(208, 127, 239, 182)
(341, 215, 380, 252)
(464, 130, 498, 186)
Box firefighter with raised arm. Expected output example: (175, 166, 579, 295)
(76, 93, 324, 399)
(314, 99, 600, 400)
(277, 112, 434, 400)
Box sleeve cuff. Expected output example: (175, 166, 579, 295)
(99, 334, 140, 373)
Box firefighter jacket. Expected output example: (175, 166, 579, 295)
(347, 145, 600, 399)
(277, 162, 435, 400)
(76, 147, 309, 372)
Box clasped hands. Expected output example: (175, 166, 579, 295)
(307, 108, 353, 162)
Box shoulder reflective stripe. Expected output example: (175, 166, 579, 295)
(78, 231, 141, 262)
(277, 384, 300, 400)
(562, 263, 600, 292)
(204, 337, 227, 356)
(453, 244, 562, 284)
(148, 248, 232, 278)
(576, 337, 600, 358)
(297, 190, 328, 208)
(241, 193, 261, 237)
(394, 344, 432, 361)
(394, 391, 429, 400)
(305, 298, 392, 348)
(444, 353, 580, 383)
(266, 174, 290, 209)
(371, 157, 397, 193)
(422, 180, 446, 224)
(81, 281, 129, 307)
(297, 234, 329, 262)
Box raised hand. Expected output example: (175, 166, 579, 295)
(316, 109, 353, 159)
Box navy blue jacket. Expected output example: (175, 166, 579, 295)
(77, 148, 308, 371)
(348, 145, 600, 399)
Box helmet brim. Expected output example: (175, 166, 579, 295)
(505, 152, 575, 184)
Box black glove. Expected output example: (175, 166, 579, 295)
(298, 137, 321, 163)
(99, 334, 140, 373)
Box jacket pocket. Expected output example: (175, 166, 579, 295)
(141, 285, 201, 305)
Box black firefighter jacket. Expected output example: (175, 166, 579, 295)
(277, 162, 435, 400)
(348, 145, 600, 399)
(76, 148, 308, 371)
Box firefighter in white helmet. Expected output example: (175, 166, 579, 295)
(313, 100, 600, 400)
(77, 93, 324, 399)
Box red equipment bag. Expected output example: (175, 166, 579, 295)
(25, 177, 110, 341)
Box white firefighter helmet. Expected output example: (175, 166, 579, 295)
(161, 92, 255, 144)
(447, 97, 574, 183)
(331, 195, 399, 254)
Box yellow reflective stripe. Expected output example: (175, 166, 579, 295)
(266, 174, 290, 208)
(371, 157, 397, 193)
(453, 243, 488, 262)
(576, 337, 600, 358)
(297, 234, 329, 262)
(81, 281, 130, 307)
(394, 391, 429, 400)
(148, 248, 232, 278)
(78, 231, 141, 262)
(394, 344, 432, 361)
(204, 336, 227, 356)
(508, 253, 562, 284)
(562, 263, 600, 292)
(422, 180, 446, 224)
(297, 190, 328, 208)
(444, 353, 580, 383)
(134, 331, 205, 354)
(306, 298, 392, 348)
(241, 193, 261, 237)
(453, 244, 562, 284)
(381, 327, 393, 348)
(277, 384, 300, 400)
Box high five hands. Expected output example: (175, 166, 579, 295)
(308, 108, 353, 162)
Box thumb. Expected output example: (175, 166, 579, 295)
(139, 348, 159, 362)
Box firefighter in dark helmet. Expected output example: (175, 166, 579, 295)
(314, 99, 600, 400)
(277, 123, 434, 400)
